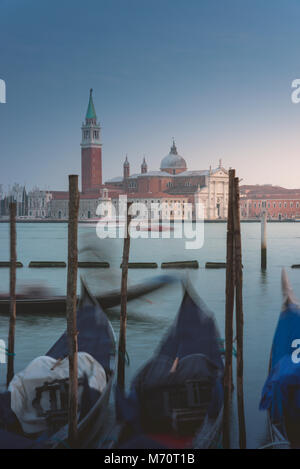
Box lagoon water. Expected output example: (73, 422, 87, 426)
(1, 221, 300, 448)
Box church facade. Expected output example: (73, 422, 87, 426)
(105, 141, 229, 220)
(47, 90, 229, 220)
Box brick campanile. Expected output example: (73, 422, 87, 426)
(81, 89, 102, 193)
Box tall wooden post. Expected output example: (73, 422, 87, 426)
(6, 203, 17, 387)
(261, 211, 267, 270)
(67, 175, 79, 447)
(117, 202, 132, 391)
(233, 177, 246, 449)
(223, 169, 235, 449)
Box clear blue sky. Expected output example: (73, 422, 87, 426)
(1, 0, 300, 190)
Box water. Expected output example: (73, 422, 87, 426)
(1, 221, 300, 448)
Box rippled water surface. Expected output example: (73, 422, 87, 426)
(1, 221, 300, 448)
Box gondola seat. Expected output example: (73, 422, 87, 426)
(135, 354, 220, 435)
(140, 379, 213, 434)
(32, 377, 86, 433)
(9, 352, 107, 435)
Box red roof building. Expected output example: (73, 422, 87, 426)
(240, 185, 300, 220)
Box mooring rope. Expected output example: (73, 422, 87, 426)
(118, 349, 130, 366)
(218, 338, 237, 357)
(0, 345, 16, 357)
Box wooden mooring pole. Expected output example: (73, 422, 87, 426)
(223, 169, 235, 449)
(6, 202, 17, 387)
(223, 170, 247, 448)
(117, 202, 132, 391)
(233, 177, 246, 449)
(261, 211, 267, 270)
(67, 175, 79, 447)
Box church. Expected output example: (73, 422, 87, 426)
(48, 90, 229, 220)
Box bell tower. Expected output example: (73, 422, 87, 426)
(81, 89, 102, 193)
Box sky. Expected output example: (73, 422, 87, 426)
(1, 0, 300, 191)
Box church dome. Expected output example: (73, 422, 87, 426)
(160, 141, 187, 173)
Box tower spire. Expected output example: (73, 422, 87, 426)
(85, 88, 97, 121)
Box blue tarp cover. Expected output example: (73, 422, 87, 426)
(260, 303, 300, 422)
(47, 303, 114, 371)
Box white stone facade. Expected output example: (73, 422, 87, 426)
(48, 197, 101, 220)
(27, 189, 52, 218)
(194, 167, 229, 220)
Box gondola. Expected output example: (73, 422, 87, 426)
(259, 268, 300, 449)
(113, 280, 224, 449)
(0, 281, 116, 449)
(0, 275, 177, 315)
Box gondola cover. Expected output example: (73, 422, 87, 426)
(260, 303, 300, 424)
(116, 285, 224, 447)
(0, 285, 115, 449)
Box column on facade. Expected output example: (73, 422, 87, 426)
(207, 174, 211, 220)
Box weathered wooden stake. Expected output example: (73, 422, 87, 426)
(117, 202, 132, 391)
(6, 203, 17, 387)
(233, 177, 246, 449)
(261, 211, 267, 270)
(66, 175, 80, 447)
(223, 169, 235, 449)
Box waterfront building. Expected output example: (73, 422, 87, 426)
(106, 145, 229, 220)
(48, 187, 123, 220)
(27, 188, 52, 218)
(0, 184, 28, 217)
(110, 193, 191, 221)
(49, 191, 100, 220)
(240, 185, 300, 220)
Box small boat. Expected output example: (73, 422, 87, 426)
(0, 281, 116, 449)
(113, 280, 224, 449)
(137, 224, 174, 232)
(259, 268, 300, 449)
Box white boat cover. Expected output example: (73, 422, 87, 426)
(9, 352, 106, 434)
